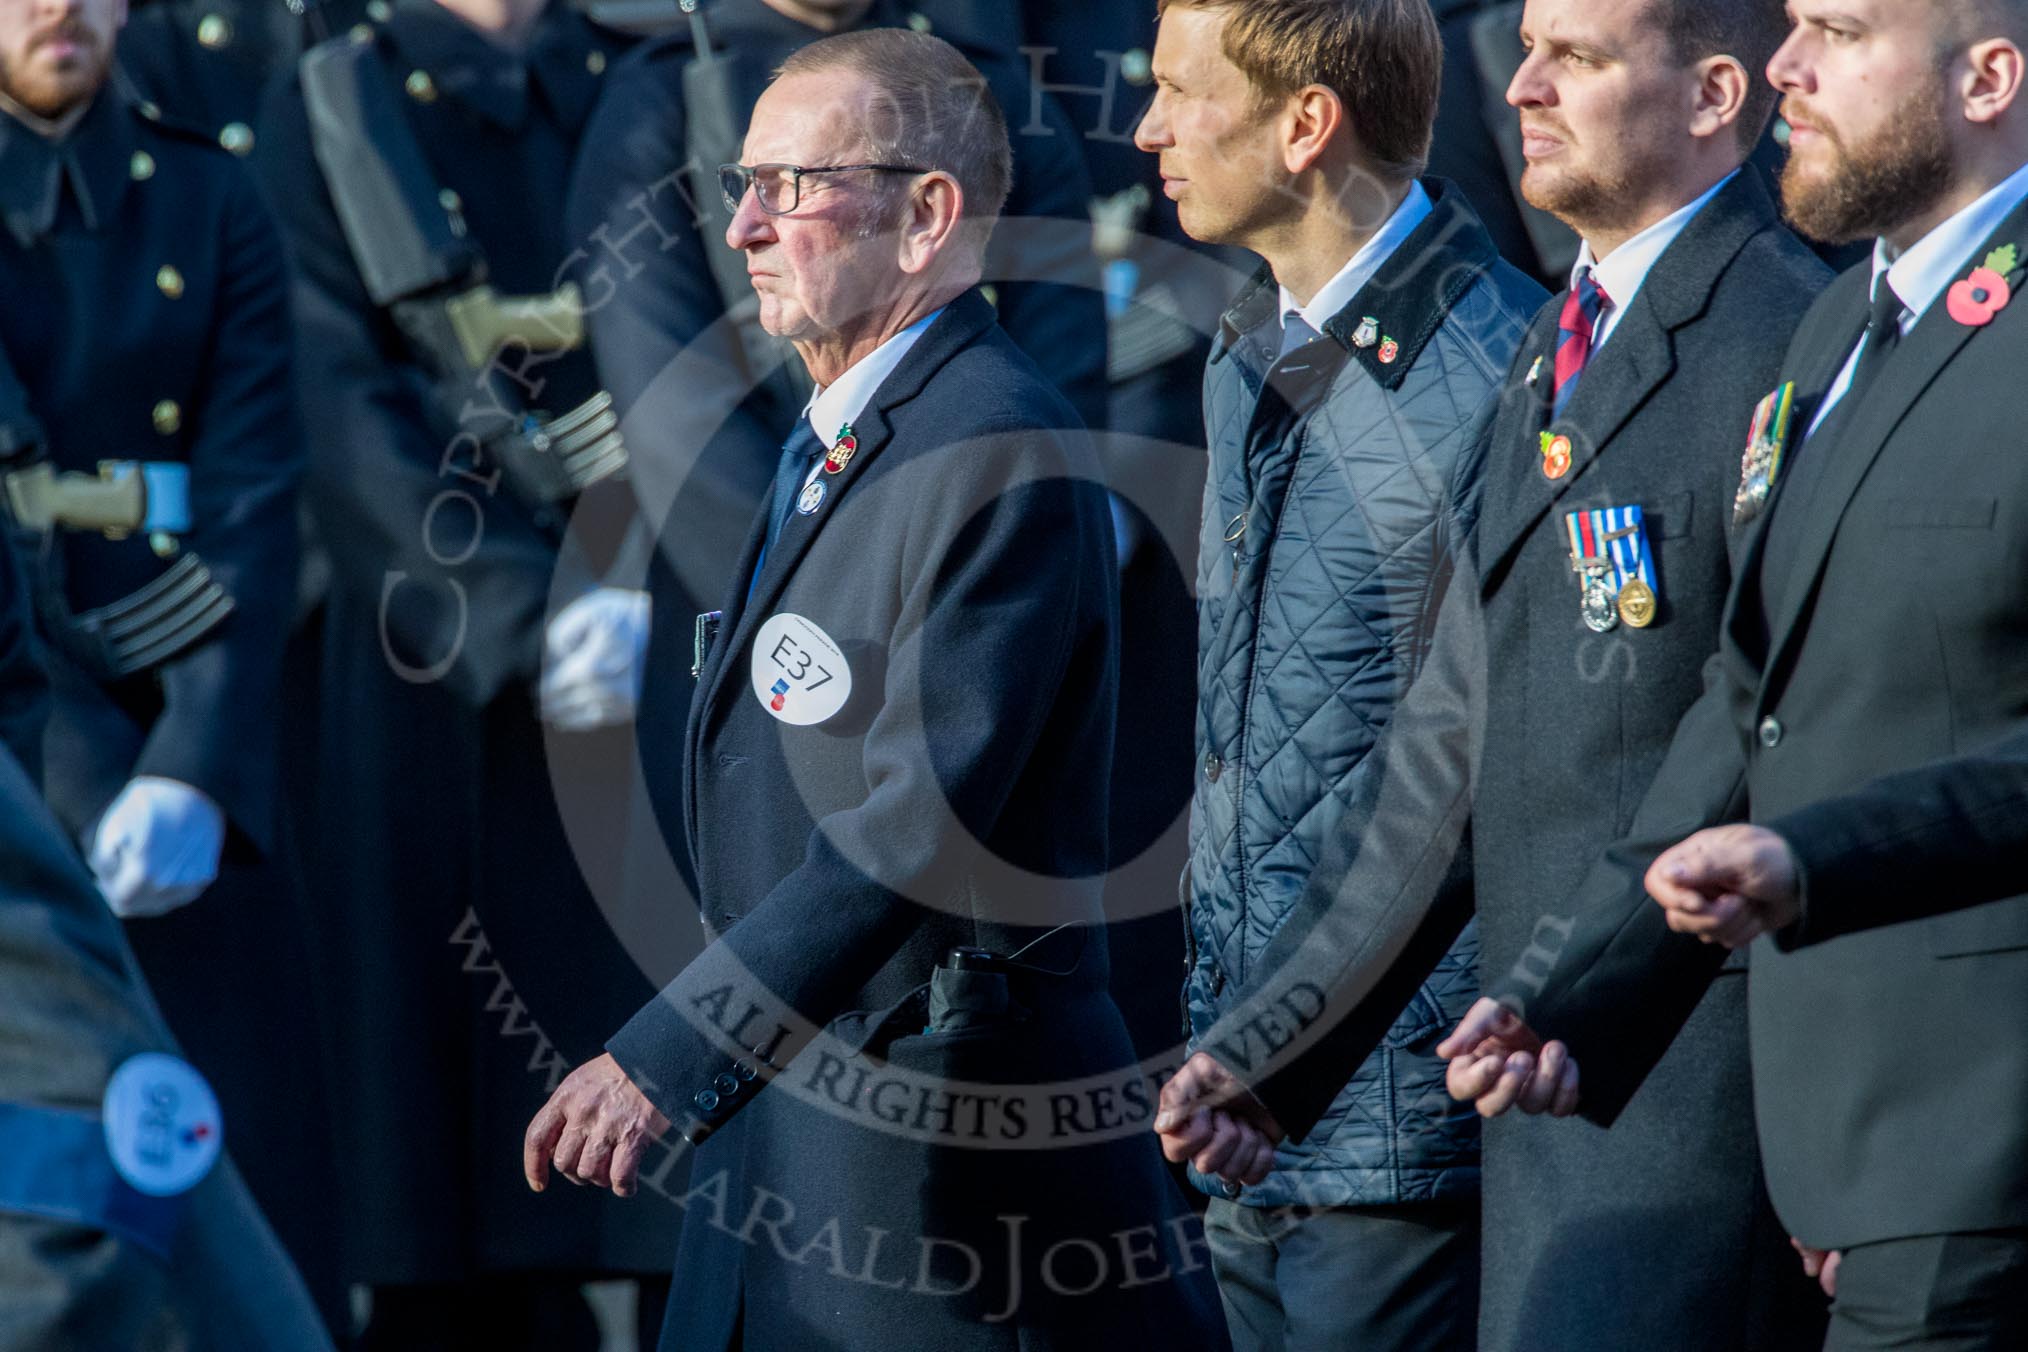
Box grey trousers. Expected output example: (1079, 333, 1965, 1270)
(1825, 1230, 2028, 1352)
(1203, 1197, 1478, 1352)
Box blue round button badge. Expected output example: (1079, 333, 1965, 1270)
(102, 1053, 223, 1197)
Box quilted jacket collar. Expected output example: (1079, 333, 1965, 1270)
(1214, 178, 1503, 391)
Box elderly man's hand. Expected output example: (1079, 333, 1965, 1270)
(1438, 997, 1581, 1119)
(523, 1053, 670, 1197)
(1152, 1052, 1285, 1187)
(1646, 824, 1801, 949)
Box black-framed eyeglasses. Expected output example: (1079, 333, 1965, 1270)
(718, 162, 931, 216)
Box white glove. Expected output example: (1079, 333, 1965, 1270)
(89, 776, 225, 919)
(539, 587, 650, 731)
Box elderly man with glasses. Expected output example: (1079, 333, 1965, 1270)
(523, 28, 1222, 1352)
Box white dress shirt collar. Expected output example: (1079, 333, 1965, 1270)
(1571, 170, 1736, 352)
(1277, 180, 1435, 334)
(802, 306, 944, 446)
(1868, 157, 2028, 322)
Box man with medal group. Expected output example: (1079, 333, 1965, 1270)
(1151, 0, 1839, 1347)
(1437, 0, 2028, 1344)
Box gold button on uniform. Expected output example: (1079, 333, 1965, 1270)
(196, 13, 231, 48)
(219, 122, 254, 155)
(130, 150, 155, 181)
(155, 265, 184, 299)
(586, 50, 606, 75)
(405, 70, 436, 102)
(152, 400, 182, 435)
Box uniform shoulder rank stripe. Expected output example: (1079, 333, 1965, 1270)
(1564, 504, 1658, 632)
(1733, 381, 1796, 527)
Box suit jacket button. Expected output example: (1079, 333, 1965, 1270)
(734, 1059, 758, 1081)
(713, 1072, 740, 1096)
(1757, 716, 1783, 749)
(1203, 753, 1223, 783)
(694, 1089, 720, 1112)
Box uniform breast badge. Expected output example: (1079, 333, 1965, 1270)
(1565, 505, 1659, 633)
(823, 424, 858, 475)
(1733, 381, 1795, 528)
(1540, 431, 1573, 481)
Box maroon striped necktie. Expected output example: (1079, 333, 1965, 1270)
(1553, 266, 1611, 419)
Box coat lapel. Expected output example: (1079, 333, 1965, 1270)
(691, 290, 1001, 728)
(1758, 204, 2028, 690)
(1477, 172, 1776, 587)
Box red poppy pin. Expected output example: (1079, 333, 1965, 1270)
(1947, 244, 2018, 327)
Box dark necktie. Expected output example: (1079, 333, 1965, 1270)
(1801, 278, 1907, 462)
(1553, 266, 1611, 419)
(747, 420, 827, 600)
(767, 420, 827, 548)
(1757, 278, 1907, 621)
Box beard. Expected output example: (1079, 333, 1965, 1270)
(0, 27, 110, 121)
(1517, 119, 1671, 241)
(1779, 84, 1955, 245)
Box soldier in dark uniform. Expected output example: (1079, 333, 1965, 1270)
(115, 0, 308, 159)
(563, 0, 1105, 954)
(107, 0, 386, 179)
(0, 0, 344, 1330)
(0, 543, 327, 1348)
(257, 0, 676, 1345)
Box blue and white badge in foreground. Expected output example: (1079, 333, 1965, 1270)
(102, 1053, 222, 1197)
(751, 612, 851, 726)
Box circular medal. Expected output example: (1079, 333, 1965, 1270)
(1581, 578, 1619, 633)
(797, 479, 827, 515)
(1617, 578, 1657, 629)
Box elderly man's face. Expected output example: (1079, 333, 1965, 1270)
(0, 0, 125, 119)
(727, 68, 907, 344)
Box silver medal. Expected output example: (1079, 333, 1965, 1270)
(1581, 576, 1619, 633)
(1574, 556, 1619, 633)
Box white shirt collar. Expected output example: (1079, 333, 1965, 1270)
(1571, 170, 1736, 350)
(803, 307, 944, 445)
(1277, 180, 1434, 334)
(1869, 158, 2028, 320)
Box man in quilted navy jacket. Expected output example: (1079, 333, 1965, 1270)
(1135, 0, 1542, 1345)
